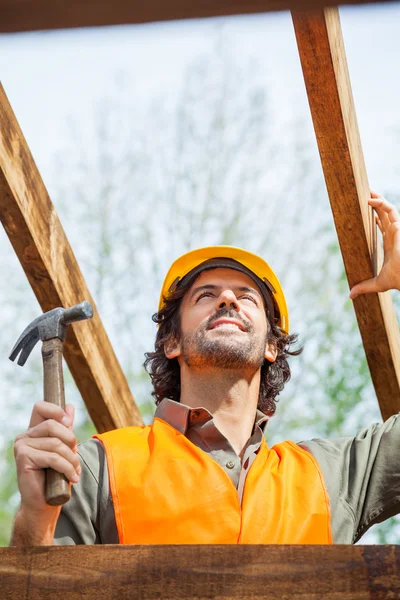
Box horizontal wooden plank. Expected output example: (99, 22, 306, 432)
(1, 545, 399, 599)
(292, 8, 400, 420)
(0, 0, 396, 33)
(0, 84, 143, 432)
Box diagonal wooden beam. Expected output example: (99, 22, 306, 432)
(0, 0, 395, 33)
(0, 84, 143, 432)
(292, 8, 400, 420)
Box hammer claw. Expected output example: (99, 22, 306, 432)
(18, 333, 40, 366)
(9, 330, 39, 365)
(9, 342, 21, 363)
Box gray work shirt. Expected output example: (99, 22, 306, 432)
(54, 399, 400, 545)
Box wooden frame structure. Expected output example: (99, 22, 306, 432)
(1, 1, 399, 598)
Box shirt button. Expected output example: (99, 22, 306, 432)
(226, 460, 235, 469)
(190, 411, 201, 423)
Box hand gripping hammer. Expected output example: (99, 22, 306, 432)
(9, 301, 94, 506)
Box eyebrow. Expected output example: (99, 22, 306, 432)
(190, 284, 262, 300)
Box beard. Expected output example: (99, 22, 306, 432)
(180, 309, 268, 371)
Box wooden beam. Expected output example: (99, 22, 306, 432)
(0, 84, 143, 432)
(0, 0, 396, 33)
(292, 8, 400, 420)
(1, 544, 399, 598)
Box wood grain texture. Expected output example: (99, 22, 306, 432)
(0, 0, 396, 33)
(292, 9, 400, 420)
(0, 84, 143, 431)
(1, 545, 399, 599)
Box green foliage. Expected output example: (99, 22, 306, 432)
(374, 517, 400, 544)
(0, 440, 17, 546)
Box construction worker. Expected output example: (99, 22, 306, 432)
(11, 193, 400, 545)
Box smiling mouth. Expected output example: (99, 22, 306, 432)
(209, 320, 246, 332)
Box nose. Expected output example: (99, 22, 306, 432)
(217, 289, 239, 311)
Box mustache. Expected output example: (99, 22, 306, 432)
(206, 309, 251, 332)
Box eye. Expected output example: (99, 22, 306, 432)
(241, 295, 258, 305)
(196, 292, 214, 302)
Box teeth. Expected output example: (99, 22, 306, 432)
(213, 323, 241, 330)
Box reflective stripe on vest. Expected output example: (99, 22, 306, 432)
(95, 417, 332, 544)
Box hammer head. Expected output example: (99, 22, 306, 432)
(9, 301, 94, 366)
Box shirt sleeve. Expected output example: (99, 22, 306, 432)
(53, 438, 118, 545)
(299, 413, 400, 543)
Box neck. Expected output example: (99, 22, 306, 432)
(179, 365, 260, 457)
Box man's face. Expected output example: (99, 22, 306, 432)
(165, 268, 276, 370)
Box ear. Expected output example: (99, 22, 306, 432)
(264, 340, 277, 363)
(164, 336, 181, 360)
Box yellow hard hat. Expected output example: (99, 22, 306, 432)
(159, 246, 289, 332)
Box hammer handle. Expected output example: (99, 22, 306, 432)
(42, 338, 71, 506)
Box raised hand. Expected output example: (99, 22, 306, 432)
(349, 191, 400, 299)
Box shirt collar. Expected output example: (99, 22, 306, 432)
(255, 409, 269, 433)
(154, 398, 269, 435)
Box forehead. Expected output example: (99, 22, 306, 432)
(186, 268, 263, 296)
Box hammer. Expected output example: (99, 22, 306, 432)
(9, 301, 94, 506)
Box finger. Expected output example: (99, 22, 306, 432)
(376, 216, 383, 234)
(369, 199, 391, 230)
(65, 404, 75, 427)
(17, 437, 81, 472)
(369, 196, 400, 225)
(29, 401, 71, 429)
(64, 405, 77, 451)
(24, 419, 77, 449)
(27, 448, 80, 483)
(349, 277, 381, 299)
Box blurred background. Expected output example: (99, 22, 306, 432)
(1, 3, 400, 544)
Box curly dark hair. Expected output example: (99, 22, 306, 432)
(144, 276, 302, 416)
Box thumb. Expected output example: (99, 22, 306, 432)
(65, 403, 75, 428)
(349, 277, 378, 300)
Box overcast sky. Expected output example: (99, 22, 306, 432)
(0, 3, 399, 195)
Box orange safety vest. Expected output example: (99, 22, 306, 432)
(95, 417, 332, 544)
